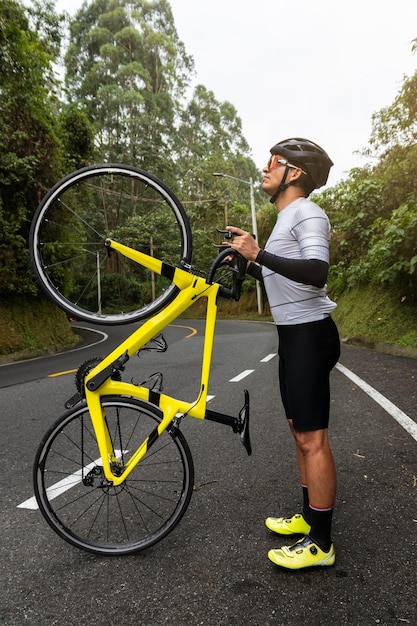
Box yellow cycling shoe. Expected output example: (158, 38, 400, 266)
(268, 536, 335, 570)
(265, 513, 311, 536)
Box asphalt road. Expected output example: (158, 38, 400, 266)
(1, 319, 416, 625)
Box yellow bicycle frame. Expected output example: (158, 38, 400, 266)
(84, 239, 223, 486)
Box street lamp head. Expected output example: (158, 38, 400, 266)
(212, 172, 251, 186)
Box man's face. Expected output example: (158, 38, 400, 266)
(261, 154, 288, 196)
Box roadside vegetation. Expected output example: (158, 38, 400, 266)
(0, 0, 416, 360)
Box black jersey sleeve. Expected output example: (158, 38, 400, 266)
(246, 261, 263, 282)
(255, 249, 328, 288)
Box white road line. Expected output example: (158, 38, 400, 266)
(336, 362, 417, 442)
(18, 450, 124, 510)
(260, 353, 277, 362)
(229, 370, 254, 383)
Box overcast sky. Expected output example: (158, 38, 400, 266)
(55, 0, 417, 187)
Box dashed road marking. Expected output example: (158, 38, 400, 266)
(229, 370, 254, 382)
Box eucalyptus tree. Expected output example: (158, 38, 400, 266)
(174, 85, 259, 270)
(64, 0, 259, 274)
(65, 0, 194, 184)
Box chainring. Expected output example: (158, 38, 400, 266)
(75, 357, 121, 395)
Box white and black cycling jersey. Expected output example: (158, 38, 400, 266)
(259, 197, 337, 325)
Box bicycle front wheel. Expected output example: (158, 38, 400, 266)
(33, 397, 194, 556)
(29, 164, 192, 324)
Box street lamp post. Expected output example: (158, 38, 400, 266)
(213, 172, 263, 314)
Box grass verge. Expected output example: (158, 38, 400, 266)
(0, 296, 80, 363)
(1, 287, 416, 362)
(331, 285, 417, 357)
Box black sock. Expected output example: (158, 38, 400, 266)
(301, 484, 311, 524)
(308, 505, 333, 552)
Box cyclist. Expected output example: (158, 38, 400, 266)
(225, 137, 340, 570)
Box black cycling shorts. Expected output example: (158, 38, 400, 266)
(277, 316, 340, 432)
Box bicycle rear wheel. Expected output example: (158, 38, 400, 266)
(29, 164, 192, 324)
(33, 397, 194, 556)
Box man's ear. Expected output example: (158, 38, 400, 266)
(289, 167, 304, 182)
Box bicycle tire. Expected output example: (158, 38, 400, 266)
(33, 396, 194, 556)
(29, 164, 192, 325)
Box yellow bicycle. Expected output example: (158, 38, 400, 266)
(29, 164, 251, 556)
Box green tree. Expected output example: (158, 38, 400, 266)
(65, 0, 194, 179)
(317, 59, 417, 300)
(0, 0, 65, 297)
(363, 198, 417, 293)
(64, 1, 259, 274)
(59, 104, 96, 170)
(173, 85, 259, 271)
(369, 71, 417, 153)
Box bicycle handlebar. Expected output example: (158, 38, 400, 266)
(206, 247, 247, 301)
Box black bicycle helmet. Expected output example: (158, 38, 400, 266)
(270, 137, 333, 189)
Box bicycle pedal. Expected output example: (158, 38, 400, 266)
(238, 389, 251, 456)
(65, 391, 83, 410)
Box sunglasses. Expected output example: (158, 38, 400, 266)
(266, 155, 307, 175)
